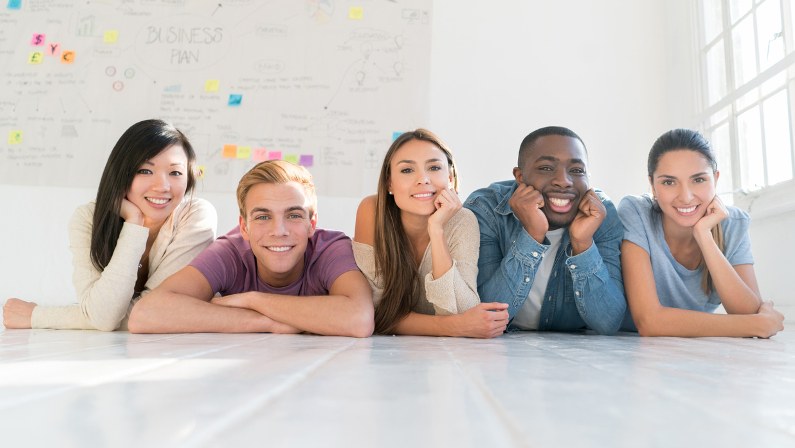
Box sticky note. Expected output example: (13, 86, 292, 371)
(237, 146, 251, 159)
(60, 50, 75, 64)
(47, 42, 60, 56)
(228, 94, 242, 106)
(285, 154, 299, 165)
(103, 30, 118, 43)
(349, 6, 363, 20)
(268, 151, 282, 160)
(392, 131, 403, 141)
(28, 51, 43, 64)
(222, 144, 237, 159)
(299, 154, 314, 167)
(30, 33, 45, 46)
(204, 79, 220, 92)
(7, 0, 22, 10)
(8, 130, 22, 144)
(197, 165, 206, 179)
(253, 148, 268, 162)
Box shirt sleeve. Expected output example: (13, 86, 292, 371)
(617, 195, 652, 254)
(423, 208, 481, 315)
(353, 241, 383, 308)
(190, 231, 244, 296)
(723, 207, 754, 266)
(31, 204, 148, 331)
(314, 236, 360, 292)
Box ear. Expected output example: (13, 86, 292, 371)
(512, 167, 523, 184)
(648, 176, 656, 198)
(308, 212, 318, 237)
(239, 214, 250, 241)
(714, 169, 720, 184)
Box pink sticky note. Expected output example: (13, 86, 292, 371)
(47, 42, 60, 56)
(253, 148, 268, 162)
(299, 154, 314, 167)
(30, 33, 45, 46)
(267, 151, 282, 160)
(222, 144, 237, 159)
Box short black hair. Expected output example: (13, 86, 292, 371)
(518, 126, 586, 167)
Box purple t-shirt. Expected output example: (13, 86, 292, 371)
(190, 226, 359, 296)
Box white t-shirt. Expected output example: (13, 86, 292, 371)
(512, 228, 565, 330)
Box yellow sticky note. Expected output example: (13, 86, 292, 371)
(222, 144, 237, 159)
(104, 30, 119, 43)
(348, 6, 363, 20)
(237, 146, 251, 159)
(285, 154, 299, 165)
(204, 79, 220, 92)
(8, 130, 22, 145)
(28, 51, 43, 64)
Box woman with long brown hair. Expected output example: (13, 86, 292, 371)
(353, 129, 508, 337)
(3, 119, 216, 331)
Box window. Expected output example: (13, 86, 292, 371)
(698, 0, 795, 203)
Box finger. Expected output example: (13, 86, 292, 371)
(480, 302, 509, 311)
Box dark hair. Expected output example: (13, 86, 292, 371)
(518, 126, 586, 167)
(648, 128, 717, 178)
(90, 119, 196, 271)
(648, 128, 723, 295)
(373, 128, 458, 334)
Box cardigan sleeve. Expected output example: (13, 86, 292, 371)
(31, 203, 148, 331)
(352, 241, 383, 308)
(422, 208, 481, 315)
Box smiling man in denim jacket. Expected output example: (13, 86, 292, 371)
(464, 126, 625, 335)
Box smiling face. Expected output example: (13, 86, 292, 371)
(513, 135, 590, 230)
(239, 181, 317, 287)
(127, 144, 189, 227)
(651, 149, 719, 229)
(388, 138, 454, 219)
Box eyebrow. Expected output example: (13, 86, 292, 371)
(396, 158, 444, 165)
(656, 171, 710, 180)
(143, 161, 185, 166)
(535, 156, 586, 165)
(249, 206, 307, 216)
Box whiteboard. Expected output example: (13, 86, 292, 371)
(0, 0, 432, 197)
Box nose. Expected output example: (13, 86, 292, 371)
(268, 216, 289, 236)
(417, 172, 430, 185)
(153, 173, 170, 191)
(678, 184, 694, 202)
(552, 168, 573, 188)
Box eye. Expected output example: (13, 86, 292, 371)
(570, 167, 586, 175)
(400, 168, 413, 174)
(661, 179, 674, 186)
(137, 168, 153, 175)
(429, 165, 442, 171)
(170, 170, 183, 176)
(288, 213, 304, 219)
(254, 215, 271, 221)
(693, 177, 706, 183)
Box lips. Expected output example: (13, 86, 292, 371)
(675, 205, 698, 215)
(266, 245, 294, 253)
(145, 197, 171, 207)
(544, 192, 577, 214)
(411, 191, 435, 199)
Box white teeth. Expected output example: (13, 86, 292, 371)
(267, 246, 292, 252)
(548, 198, 571, 207)
(413, 192, 434, 198)
(677, 206, 697, 213)
(146, 197, 169, 205)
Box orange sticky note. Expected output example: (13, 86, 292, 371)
(222, 144, 237, 159)
(237, 146, 251, 159)
(285, 154, 299, 165)
(253, 148, 268, 162)
(60, 50, 75, 64)
(349, 6, 363, 20)
(104, 30, 118, 43)
(28, 51, 43, 64)
(204, 79, 220, 92)
(8, 130, 22, 144)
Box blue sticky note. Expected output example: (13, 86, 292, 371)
(8, 0, 22, 10)
(228, 94, 242, 106)
(392, 131, 402, 141)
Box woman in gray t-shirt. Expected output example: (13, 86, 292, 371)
(619, 129, 783, 337)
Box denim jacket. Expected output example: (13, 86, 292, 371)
(464, 180, 626, 335)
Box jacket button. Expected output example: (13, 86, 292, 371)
(532, 251, 539, 257)
(569, 264, 576, 270)
(524, 277, 530, 282)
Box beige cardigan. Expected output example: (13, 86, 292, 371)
(31, 197, 217, 331)
(353, 207, 481, 316)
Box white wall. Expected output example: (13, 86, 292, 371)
(2, 1, 722, 312)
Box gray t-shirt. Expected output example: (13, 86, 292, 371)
(618, 195, 754, 330)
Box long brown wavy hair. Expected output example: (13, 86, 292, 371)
(373, 129, 459, 334)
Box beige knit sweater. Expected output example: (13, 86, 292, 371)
(353, 207, 481, 316)
(31, 197, 217, 331)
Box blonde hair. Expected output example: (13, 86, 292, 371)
(236, 160, 317, 217)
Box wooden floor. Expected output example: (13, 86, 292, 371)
(1, 312, 794, 447)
